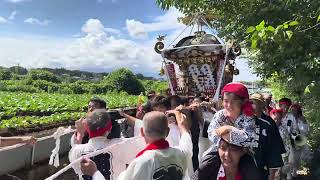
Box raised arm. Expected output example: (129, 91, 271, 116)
(118, 109, 141, 127)
(175, 110, 193, 158)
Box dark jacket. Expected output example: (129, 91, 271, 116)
(191, 151, 264, 180)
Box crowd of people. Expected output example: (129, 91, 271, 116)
(0, 82, 311, 180)
(68, 82, 311, 180)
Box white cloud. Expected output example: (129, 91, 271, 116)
(0, 13, 258, 80)
(0, 18, 162, 76)
(126, 8, 184, 39)
(81, 18, 120, 36)
(104, 27, 121, 35)
(0, 16, 8, 24)
(0, 9, 192, 76)
(8, 10, 17, 20)
(24, 18, 50, 26)
(126, 19, 148, 39)
(81, 19, 105, 35)
(96, 0, 117, 3)
(5, 0, 30, 3)
(0, 11, 17, 24)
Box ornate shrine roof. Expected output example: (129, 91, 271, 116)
(162, 31, 226, 60)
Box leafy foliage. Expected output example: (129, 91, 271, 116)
(8, 66, 28, 75)
(26, 69, 60, 83)
(140, 79, 168, 93)
(0, 67, 166, 95)
(0, 69, 13, 80)
(0, 91, 138, 117)
(0, 91, 140, 128)
(0, 112, 85, 129)
(103, 68, 145, 95)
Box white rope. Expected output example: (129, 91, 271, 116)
(45, 147, 107, 180)
(189, 24, 195, 36)
(48, 127, 74, 168)
(30, 144, 36, 166)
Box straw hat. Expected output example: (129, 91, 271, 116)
(250, 93, 265, 103)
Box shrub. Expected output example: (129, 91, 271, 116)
(103, 68, 145, 95)
(26, 69, 60, 83)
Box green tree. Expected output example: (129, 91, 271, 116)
(26, 69, 60, 83)
(0, 69, 13, 80)
(9, 66, 28, 75)
(103, 68, 145, 95)
(68, 80, 91, 94)
(32, 80, 58, 93)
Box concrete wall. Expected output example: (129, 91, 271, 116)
(0, 132, 73, 176)
(0, 108, 136, 176)
(0, 143, 33, 175)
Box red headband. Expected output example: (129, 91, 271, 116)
(86, 121, 112, 138)
(222, 83, 254, 116)
(279, 101, 291, 106)
(270, 109, 283, 114)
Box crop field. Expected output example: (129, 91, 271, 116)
(0, 91, 139, 129)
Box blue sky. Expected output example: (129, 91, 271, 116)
(0, 0, 259, 81)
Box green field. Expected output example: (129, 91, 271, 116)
(0, 91, 139, 129)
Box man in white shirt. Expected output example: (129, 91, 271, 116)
(279, 98, 298, 134)
(119, 95, 181, 147)
(81, 110, 193, 180)
(69, 109, 127, 180)
(278, 98, 298, 180)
